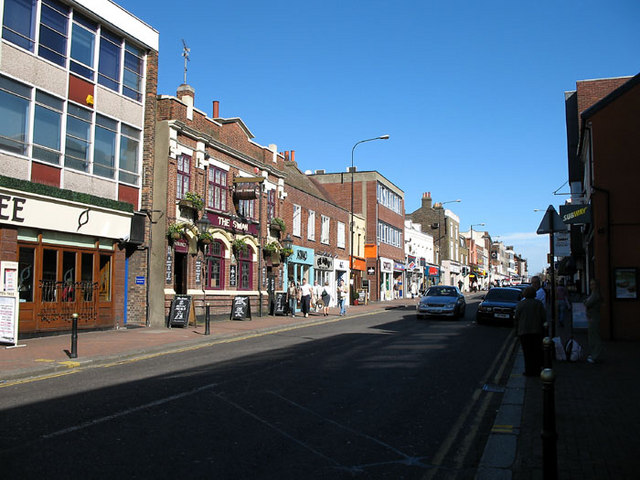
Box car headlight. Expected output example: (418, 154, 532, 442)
(443, 304, 455, 310)
(478, 305, 493, 312)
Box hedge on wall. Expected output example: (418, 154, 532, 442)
(0, 175, 134, 213)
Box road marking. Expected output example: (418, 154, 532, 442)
(41, 382, 218, 440)
(35, 359, 55, 363)
(491, 424, 515, 434)
(58, 361, 81, 368)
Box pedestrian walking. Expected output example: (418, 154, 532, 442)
(531, 276, 546, 305)
(584, 278, 603, 364)
(287, 281, 298, 317)
(410, 281, 418, 298)
(313, 280, 322, 312)
(321, 281, 331, 316)
(514, 286, 546, 376)
(337, 279, 348, 316)
(299, 278, 313, 318)
(556, 280, 570, 328)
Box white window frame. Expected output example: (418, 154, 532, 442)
(337, 221, 345, 249)
(293, 204, 302, 237)
(321, 215, 330, 245)
(307, 210, 315, 241)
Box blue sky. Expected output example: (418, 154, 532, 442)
(118, 0, 639, 275)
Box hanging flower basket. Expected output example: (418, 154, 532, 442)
(179, 192, 204, 211)
(199, 231, 214, 245)
(270, 217, 286, 233)
(232, 238, 249, 257)
(167, 222, 185, 240)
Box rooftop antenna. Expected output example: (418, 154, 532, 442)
(181, 39, 190, 84)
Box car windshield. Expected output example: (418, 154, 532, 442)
(485, 289, 521, 302)
(426, 287, 457, 297)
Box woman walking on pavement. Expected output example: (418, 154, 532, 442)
(514, 286, 546, 376)
(337, 279, 348, 316)
(321, 281, 331, 316)
(287, 281, 298, 317)
(585, 278, 603, 364)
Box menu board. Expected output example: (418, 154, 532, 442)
(168, 295, 192, 327)
(274, 292, 287, 316)
(0, 293, 19, 346)
(230, 295, 251, 321)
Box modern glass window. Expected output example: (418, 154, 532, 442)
(376, 182, 402, 214)
(38, 0, 69, 66)
(307, 210, 315, 241)
(70, 13, 96, 80)
(0, 75, 30, 155)
(65, 103, 92, 171)
(98, 29, 122, 92)
(33, 90, 63, 164)
(123, 42, 143, 101)
(119, 124, 140, 185)
(205, 241, 225, 289)
(377, 221, 402, 247)
(337, 221, 345, 249)
(238, 247, 252, 290)
(2, 0, 36, 51)
(292, 204, 301, 237)
(207, 166, 227, 212)
(321, 215, 330, 245)
(93, 114, 117, 178)
(176, 154, 190, 200)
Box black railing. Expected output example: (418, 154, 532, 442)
(38, 280, 98, 324)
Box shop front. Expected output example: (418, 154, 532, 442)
(350, 256, 366, 302)
(393, 261, 405, 298)
(0, 186, 133, 335)
(379, 256, 394, 301)
(426, 264, 440, 287)
(288, 246, 314, 287)
(314, 252, 334, 304)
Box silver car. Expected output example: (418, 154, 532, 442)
(416, 286, 466, 319)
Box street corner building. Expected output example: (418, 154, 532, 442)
(151, 85, 290, 325)
(0, 0, 159, 335)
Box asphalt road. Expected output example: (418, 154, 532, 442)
(1, 297, 515, 479)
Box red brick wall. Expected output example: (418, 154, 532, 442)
(576, 77, 631, 129)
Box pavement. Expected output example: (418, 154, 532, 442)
(2, 295, 639, 479)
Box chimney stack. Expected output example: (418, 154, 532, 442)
(212, 100, 219, 118)
(290, 150, 295, 163)
(422, 191, 433, 209)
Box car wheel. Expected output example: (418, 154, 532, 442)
(476, 315, 483, 325)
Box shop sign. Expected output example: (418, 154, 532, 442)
(367, 267, 376, 276)
(206, 211, 259, 236)
(195, 260, 201, 284)
(560, 204, 591, 225)
(351, 257, 366, 271)
(165, 246, 173, 283)
(229, 264, 237, 287)
(0, 188, 132, 239)
(335, 259, 348, 271)
(173, 239, 188, 253)
(394, 262, 405, 271)
(290, 246, 314, 265)
(554, 232, 571, 257)
(314, 254, 334, 271)
(428, 266, 439, 276)
(380, 257, 393, 273)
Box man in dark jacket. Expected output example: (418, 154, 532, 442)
(515, 286, 546, 376)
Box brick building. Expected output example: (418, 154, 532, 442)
(0, 0, 158, 335)
(564, 73, 640, 340)
(151, 85, 287, 323)
(281, 154, 350, 306)
(312, 169, 404, 302)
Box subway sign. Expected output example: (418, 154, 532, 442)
(559, 204, 591, 225)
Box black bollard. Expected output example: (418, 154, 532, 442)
(70, 313, 78, 359)
(543, 336, 554, 369)
(205, 305, 210, 335)
(541, 368, 558, 480)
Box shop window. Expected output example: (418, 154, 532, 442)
(2, 0, 36, 51)
(18, 246, 35, 302)
(38, 0, 69, 67)
(98, 29, 122, 92)
(98, 254, 111, 301)
(118, 124, 140, 186)
(81, 252, 94, 301)
(207, 166, 227, 212)
(70, 13, 97, 81)
(65, 104, 92, 171)
(177, 154, 190, 200)
(33, 90, 64, 164)
(238, 247, 253, 290)
(0, 75, 30, 155)
(42, 248, 58, 302)
(205, 241, 225, 289)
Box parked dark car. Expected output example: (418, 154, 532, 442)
(476, 287, 522, 325)
(416, 286, 466, 319)
(512, 283, 531, 292)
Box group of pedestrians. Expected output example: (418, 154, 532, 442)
(514, 275, 604, 376)
(286, 278, 348, 318)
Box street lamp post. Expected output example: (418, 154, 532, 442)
(436, 199, 461, 285)
(197, 213, 212, 334)
(350, 135, 389, 303)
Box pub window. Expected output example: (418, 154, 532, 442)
(42, 248, 58, 302)
(205, 240, 225, 289)
(207, 166, 227, 212)
(18, 246, 35, 302)
(237, 247, 253, 290)
(176, 154, 190, 200)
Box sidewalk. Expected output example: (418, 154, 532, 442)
(479, 322, 640, 479)
(1, 297, 418, 383)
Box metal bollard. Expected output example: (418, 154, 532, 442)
(543, 336, 554, 369)
(541, 368, 558, 480)
(70, 313, 78, 359)
(205, 305, 210, 335)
